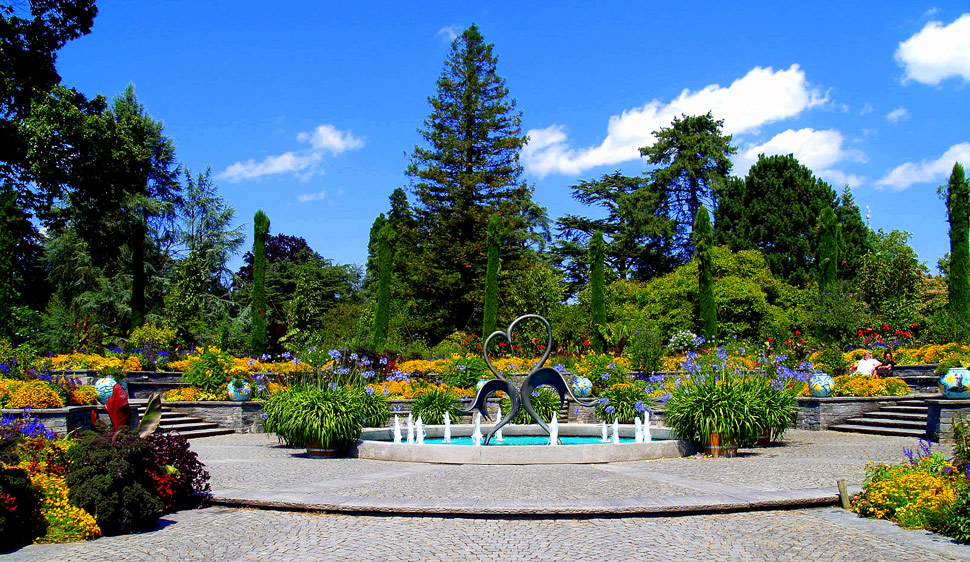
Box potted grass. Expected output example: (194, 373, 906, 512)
(664, 370, 760, 457)
(262, 385, 365, 456)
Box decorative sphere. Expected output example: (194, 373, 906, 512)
(227, 381, 252, 401)
(94, 377, 127, 404)
(940, 368, 970, 399)
(571, 376, 593, 398)
(808, 373, 835, 397)
(475, 379, 491, 393)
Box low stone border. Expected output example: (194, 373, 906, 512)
(1, 405, 102, 434)
(927, 398, 970, 443)
(351, 424, 693, 464)
(796, 395, 928, 430)
(160, 400, 266, 433)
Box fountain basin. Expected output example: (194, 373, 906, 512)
(350, 423, 695, 464)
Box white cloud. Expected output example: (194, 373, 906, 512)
(896, 14, 970, 85)
(297, 190, 327, 203)
(733, 128, 867, 186)
(437, 26, 460, 42)
(219, 124, 363, 183)
(886, 107, 910, 123)
(860, 103, 874, 115)
(876, 142, 970, 190)
(296, 125, 364, 154)
(522, 64, 827, 177)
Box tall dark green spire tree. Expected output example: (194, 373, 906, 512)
(589, 230, 607, 352)
(405, 24, 545, 341)
(693, 206, 716, 340)
(947, 162, 970, 323)
(371, 223, 394, 351)
(250, 211, 270, 356)
(482, 214, 501, 340)
(817, 206, 838, 295)
(639, 112, 735, 261)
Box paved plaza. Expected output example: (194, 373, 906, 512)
(5, 430, 970, 561)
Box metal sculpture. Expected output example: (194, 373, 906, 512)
(463, 314, 599, 445)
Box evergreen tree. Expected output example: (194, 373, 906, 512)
(833, 186, 872, 280)
(639, 112, 735, 261)
(404, 24, 545, 341)
(371, 224, 393, 351)
(482, 214, 501, 339)
(714, 154, 837, 287)
(250, 210, 269, 356)
(589, 230, 607, 352)
(553, 171, 676, 295)
(0, 188, 17, 338)
(817, 206, 838, 295)
(948, 162, 970, 322)
(694, 206, 716, 340)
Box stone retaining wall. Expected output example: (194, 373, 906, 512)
(161, 401, 266, 433)
(796, 396, 926, 430)
(927, 399, 970, 443)
(1, 405, 102, 434)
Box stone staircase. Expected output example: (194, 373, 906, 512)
(131, 399, 235, 439)
(830, 397, 931, 439)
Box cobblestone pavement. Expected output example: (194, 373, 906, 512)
(6, 506, 970, 561)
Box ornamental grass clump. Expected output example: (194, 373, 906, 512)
(594, 383, 652, 423)
(261, 385, 366, 449)
(410, 387, 464, 425)
(501, 387, 560, 424)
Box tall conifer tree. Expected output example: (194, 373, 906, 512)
(694, 206, 716, 340)
(250, 210, 269, 355)
(948, 162, 970, 322)
(817, 206, 838, 295)
(371, 223, 394, 351)
(482, 214, 501, 340)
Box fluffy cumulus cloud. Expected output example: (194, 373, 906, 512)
(734, 128, 867, 187)
(219, 124, 363, 183)
(297, 190, 327, 203)
(876, 142, 970, 191)
(522, 64, 827, 177)
(896, 14, 970, 85)
(886, 107, 910, 123)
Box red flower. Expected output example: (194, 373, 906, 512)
(904, 331, 911, 338)
(913, 322, 919, 328)
(883, 323, 890, 330)
(795, 330, 801, 336)
(768, 337, 773, 342)
(800, 340, 806, 344)
(499, 341, 506, 347)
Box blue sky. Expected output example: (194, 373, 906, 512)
(55, 1, 970, 273)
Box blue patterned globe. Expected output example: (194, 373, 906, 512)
(571, 376, 593, 398)
(227, 381, 252, 401)
(808, 373, 835, 397)
(940, 368, 970, 399)
(475, 379, 490, 393)
(94, 377, 128, 404)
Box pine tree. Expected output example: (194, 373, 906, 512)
(817, 206, 838, 295)
(371, 223, 394, 351)
(694, 206, 716, 341)
(405, 24, 543, 341)
(589, 230, 607, 352)
(948, 162, 970, 322)
(250, 211, 270, 356)
(482, 214, 501, 339)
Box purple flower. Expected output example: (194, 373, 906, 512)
(365, 386, 374, 395)
(606, 405, 616, 415)
(600, 373, 609, 381)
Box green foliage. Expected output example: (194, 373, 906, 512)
(589, 230, 607, 351)
(857, 229, 927, 327)
(715, 154, 841, 287)
(441, 355, 489, 389)
(924, 307, 970, 345)
(948, 163, 970, 323)
(625, 321, 665, 373)
(179, 348, 231, 393)
(664, 370, 764, 447)
(639, 111, 736, 261)
(145, 431, 211, 511)
(694, 206, 716, 340)
(502, 261, 565, 323)
(594, 383, 651, 423)
(411, 387, 464, 425)
(482, 214, 501, 340)
(0, 467, 45, 549)
(261, 385, 366, 449)
(250, 210, 269, 355)
(502, 387, 560, 424)
(359, 389, 391, 428)
(936, 486, 970, 544)
(66, 431, 165, 535)
(817, 206, 838, 294)
(809, 282, 874, 347)
(371, 223, 394, 351)
(553, 171, 675, 294)
(127, 323, 175, 351)
(0, 188, 18, 340)
(834, 186, 872, 280)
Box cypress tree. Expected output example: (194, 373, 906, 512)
(130, 216, 146, 330)
(948, 162, 970, 322)
(371, 224, 394, 351)
(694, 206, 716, 341)
(817, 206, 838, 295)
(482, 214, 501, 340)
(250, 210, 270, 356)
(589, 230, 607, 352)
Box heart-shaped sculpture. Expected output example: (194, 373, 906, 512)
(482, 314, 553, 380)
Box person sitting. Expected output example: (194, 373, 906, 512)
(855, 350, 882, 377)
(875, 350, 895, 378)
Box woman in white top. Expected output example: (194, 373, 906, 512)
(855, 350, 882, 377)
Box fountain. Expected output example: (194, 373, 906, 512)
(549, 413, 559, 446)
(443, 412, 452, 443)
(611, 418, 620, 444)
(415, 417, 425, 445)
(634, 417, 643, 443)
(470, 413, 483, 446)
(493, 406, 504, 442)
(601, 421, 609, 442)
(643, 411, 652, 443)
(393, 415, 402, 444)
(406, 413, 414, 444)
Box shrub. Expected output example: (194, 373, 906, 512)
(0, 467, 46, 550)
(572, 352, 630, 390)
(410, 388, 464, 425)
(501, 387, 560, 424)
(65, 431, 164, 535)
(594, 383, 651, 423)
(146, 432, 211, 512)
(179, 347, 233, 393)
(831, 375, 910, 397)
(358, 388, 390, 428)
(440, 355, 489, 389)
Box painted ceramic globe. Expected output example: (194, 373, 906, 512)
(475, 379, 490, 393)
(227, 381, 252, 401)
(571, 376, 593, 398)
(940, 368, 970, 399)
(808, 373, 835, 397)
(94, 377, 128, 404)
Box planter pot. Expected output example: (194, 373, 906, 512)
(94, 377, 128, 404)
(227, 381, 252, 401)
(305, 440, 346, 458)
(808, 373, 835, 397)
(571, 376, 592, 398)
(940, 368, 970, 399)
(757, 431, 771, 446)
(702, 432, 738, 457)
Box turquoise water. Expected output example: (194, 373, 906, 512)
(423, 435, 638, 446)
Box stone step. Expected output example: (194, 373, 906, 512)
(158, 421, 224, 432)
(865, 411, 928, 421)
(829, 423, 929, 438)
(155, 416, 211, 426)
(167, 427, 236, 439)
(842, 417, 927, 430)
(881, 405, 929, 414)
